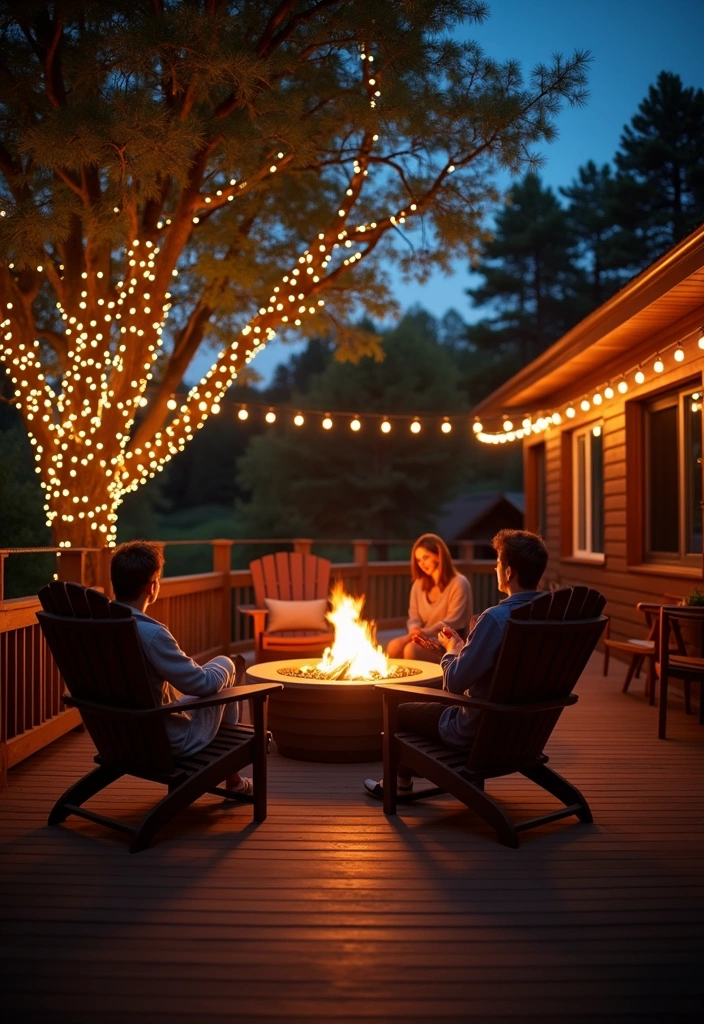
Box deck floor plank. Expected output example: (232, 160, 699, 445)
(1, 653, 703, 1023)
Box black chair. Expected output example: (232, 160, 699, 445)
(376, 587, 607, 848)
(37, 581, 282, 852)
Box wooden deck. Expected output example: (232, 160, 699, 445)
(1, 652, 703, 1023)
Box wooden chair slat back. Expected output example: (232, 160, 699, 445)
(466, 591, 607, 772)
(564, 585, 589, 619)
(251, 553, 332, 605)
(544, 587, 572, 619)
(65, 582, 92, 618)
(36, 584, 175, 775)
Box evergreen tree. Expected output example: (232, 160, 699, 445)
(612, 71, 704, 267)
(463, 173, 585, 386)
(234, 310, 506, 539)
(560, 160, 626, 308)
(0, 1, 589, 548)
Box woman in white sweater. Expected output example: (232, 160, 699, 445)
(387, 533, 473, 663)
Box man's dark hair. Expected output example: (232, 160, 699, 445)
(492, 529, 548, 590)
(110, 540, 165, 601)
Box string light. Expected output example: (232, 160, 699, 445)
(381, 420, 391, 434)
(293, 413, 304, 426)
(238, 408, 249, 420)
(473, 328, 700, 444)
(322, 416, 333, 430)
(410, 419, 421, 434)
(350, 418, 361, 431)
(265, 410, 276, 424)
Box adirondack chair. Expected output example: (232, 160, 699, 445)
(36, 581, 282, 853)
(239, 552, 335, 661)
(375, 586, 607, 848)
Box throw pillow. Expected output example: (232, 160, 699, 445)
(264, 597, 329, 633)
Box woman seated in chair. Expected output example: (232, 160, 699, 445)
(386, 533, 472, 664)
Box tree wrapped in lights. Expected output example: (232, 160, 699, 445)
(0, 0, 589, 547)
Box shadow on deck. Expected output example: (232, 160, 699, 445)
(1, 652, 703, 1023)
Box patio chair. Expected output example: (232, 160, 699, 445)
(36, 581, 282, 853)
(603, 596, 684, 703)
(239, 552, 335, 661)
(656, 604, 704, 739)
(375, 586, 607, 848)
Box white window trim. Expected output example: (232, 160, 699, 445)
(572, 421, 604, 558)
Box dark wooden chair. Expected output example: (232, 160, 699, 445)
(36, 581, 282, 853)
(656, 604, 704, 739)
(238, 552, 335, 661)
(375, 586, 607, 848)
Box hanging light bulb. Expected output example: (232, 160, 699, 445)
(698, 327, 704, 350)
(635, 369, 645, 384)
(674, 345, 685, 362)
(653, 354, 664, 373)
(350, 418, 361, 431)
(381, 419, 392, 434)
(593, 392, 603, 405)
(522, 417, 532, 431)
(566, 406, 576, 419)
(293, 413, 304, 426)
(166, 397, 177, 411)
(238, 407, 249, 421)
(322, 416, 333, 430)
(604, 386, 614, 400)
(265, 410, 276, 423)
(580, 398, 590, 412)
(502, 419, 513, 431)
(472, 420, 482, 434)
(441, 419, 452, 434)
(618, 379, 628, 394)
(410, 419, 421, 434)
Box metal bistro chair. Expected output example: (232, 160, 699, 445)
(657, 604, 704, 739)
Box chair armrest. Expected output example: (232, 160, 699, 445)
(238, 604, 267, 619)
(374, 682, 578, 715)
(62, 682, 283, 718)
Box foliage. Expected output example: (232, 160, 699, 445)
(612, 72, 704, 267)
(683, 587, 704, 607)
(0, 0, 590, 546)
(462, 71, 704, 405)
(0, 413, 52, 597)
(234, 309, 521, 538)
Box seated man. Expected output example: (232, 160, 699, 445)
(364, 529, 549, 798)
(111, 540, 252, 796)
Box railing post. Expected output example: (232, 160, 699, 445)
(458, 541, 475, 562)
(0, 551, 6, 603)
(293, 538, 312, 555)
(353, 539, 371, 596)
(212, 540, 234, 656)
(56, 548, 87, 584)
(100, 546, 114, 598)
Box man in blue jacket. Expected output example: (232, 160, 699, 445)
(364, 529, 549, 799)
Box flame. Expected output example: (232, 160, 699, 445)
(316, 582, 390, 679)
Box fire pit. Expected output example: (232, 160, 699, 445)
(246, 658, 443, 762)
(245, 584, 443, 762)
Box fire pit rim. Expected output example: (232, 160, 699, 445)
(246, 657, 443, 691)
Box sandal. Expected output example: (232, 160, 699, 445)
(223, 776, 254, 800)
(363, 778, 413, 800)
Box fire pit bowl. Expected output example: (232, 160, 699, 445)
(245, 658, 444, 763)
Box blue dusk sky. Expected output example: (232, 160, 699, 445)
(187, 0, 704, 386)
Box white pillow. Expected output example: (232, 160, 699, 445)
(264, 597, 329, 633)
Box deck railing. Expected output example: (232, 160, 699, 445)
(0, 539, 497, 788)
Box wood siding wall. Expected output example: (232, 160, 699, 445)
(525, 354, 704, 649)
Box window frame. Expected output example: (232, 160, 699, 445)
(643, 384, 703, 567)
(572, 420, 605, 561)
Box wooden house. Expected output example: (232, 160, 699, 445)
(434, 490, 524, 559)
(471, 222, 704, 648)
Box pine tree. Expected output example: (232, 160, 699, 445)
(465, 173, 585, 366)
(560, 160, 626, 308)
(612, 71, 704, 267)
(0, 2, 589, 548)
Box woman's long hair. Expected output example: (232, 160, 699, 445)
(410, 534, 456, 593)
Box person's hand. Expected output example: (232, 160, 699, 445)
(409, 627, 422, 638)
(437, 625, 463, 655)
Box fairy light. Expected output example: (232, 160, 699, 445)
(653, 354, 664, 373)
(350, 418, 361, 431)
(674, 345, 685, 362)
(265, 410, 276, 424)
(294, 413, 304, 426)
(410, 419, 421, 434)
(635, 369, 645, 384)
(381, 420, 391, 434)
(441, 419, 452, 434)
(238, 408, 249, 421)
(322, 416, 333, 430)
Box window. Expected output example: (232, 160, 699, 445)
(573, 423, 604, 557)
(644, 387, 702, 563)
(527, 442, 547, 539)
